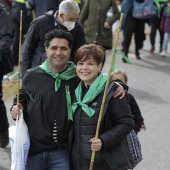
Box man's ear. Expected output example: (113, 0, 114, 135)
(45, 47, 47, 52)
(59, 13, 64, 19)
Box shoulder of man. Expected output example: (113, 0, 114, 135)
(29, 11, 54, 28)
(32, 9, 54, 22)
(45, 9, 55, 17)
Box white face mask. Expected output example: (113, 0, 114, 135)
(63, 21, 76, 31)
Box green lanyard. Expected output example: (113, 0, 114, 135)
(65, 86, 73, 121)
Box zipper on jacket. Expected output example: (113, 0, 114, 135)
(65, 86, 72, 121)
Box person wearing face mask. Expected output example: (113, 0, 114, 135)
(21, 0, 86, 78)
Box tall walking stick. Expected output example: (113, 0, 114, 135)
(89, 13, 124, 170)
(17, 10, 23, 104)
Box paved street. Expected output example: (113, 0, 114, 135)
(0, 33, 170, 169)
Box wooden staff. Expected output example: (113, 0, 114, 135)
(89, 13, 124, 170)
(17, 10, 23, 104)
(32, 10, 36, 19)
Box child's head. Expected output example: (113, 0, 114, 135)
(111, 70, 128, 85)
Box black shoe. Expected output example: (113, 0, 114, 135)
(136, 55, 141, 60)
(150, 45, 155, 53)
(135, 52, 141, 60)
(122, 58, 127, 63)
(0, 130, 9, 148)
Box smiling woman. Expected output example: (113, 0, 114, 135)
(75, 44, 103, 86)
(71, 44, 134, 170)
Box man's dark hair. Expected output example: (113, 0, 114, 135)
(44, 29, 73, 48)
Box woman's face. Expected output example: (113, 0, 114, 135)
(76, 56, 102, 86)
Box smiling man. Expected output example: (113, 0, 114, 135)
(11, 29, 77, 170)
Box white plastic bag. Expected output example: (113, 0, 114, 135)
(9, 110, 30, 170)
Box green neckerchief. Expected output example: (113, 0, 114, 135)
(154, 0, 167, 18)
(39, 59, 76, 91)
(72, 72, 107, 118)
(167, 7, 170, 16)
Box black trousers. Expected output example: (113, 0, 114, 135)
(123, 11, 145, 56)
(11, 1, 32, 65)
(0, 74, 9, 132)
(149, 15, 164, 48)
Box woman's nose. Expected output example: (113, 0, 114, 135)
(82, 64, 88, 69)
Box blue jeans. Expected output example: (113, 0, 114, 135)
(26, 150, 70, 170)
(162, 32, 170, 53)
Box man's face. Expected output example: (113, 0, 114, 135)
(45, 38, 71, 72)
(60, 12, 79, 23)
(58, 12, 79, 30)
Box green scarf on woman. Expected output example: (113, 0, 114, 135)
(39, 59, 76, 91)
(72, 73, 107, 118)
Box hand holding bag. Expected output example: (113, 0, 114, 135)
(9, 110, 30, 170)
(133, 0, 157, 19)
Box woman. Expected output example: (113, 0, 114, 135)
(71, 44, 134, 170)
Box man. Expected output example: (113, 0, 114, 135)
(11, 29, 77, 169)
(11, 29, 126, 169)
(0, 3, 12, 148)
(21, 0, 85, 78)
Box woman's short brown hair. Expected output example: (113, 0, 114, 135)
(75, 44, 104, 65)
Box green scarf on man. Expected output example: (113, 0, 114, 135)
(72, 73, 107, 118)
(39, 59, 76, 91)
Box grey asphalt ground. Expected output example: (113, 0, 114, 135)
(0, 32, 170, 170)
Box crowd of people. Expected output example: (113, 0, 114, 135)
(1, 0, 170, 169)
